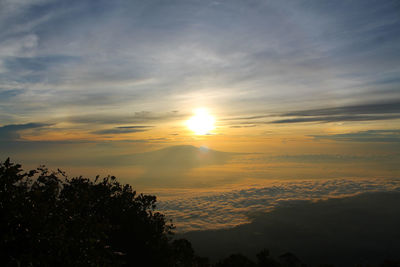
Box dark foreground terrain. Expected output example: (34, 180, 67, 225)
(1, 159, 400, 266)
(183, 191, 400, 266)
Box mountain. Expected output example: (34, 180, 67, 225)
(130, 145, 232, 169)
(122, 145, 237, 187)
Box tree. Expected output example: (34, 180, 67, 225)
(256, 249, 279, 267)
(214, 253, 256, 267)
(0, 158, 182, 266)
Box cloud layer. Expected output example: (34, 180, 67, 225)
(157, 178, 400, 232)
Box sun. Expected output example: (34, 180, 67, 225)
(186, 108, 215, 135)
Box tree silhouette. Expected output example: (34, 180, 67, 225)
(278, 252, 303, 267)
(0, 158, 197, 266)
(214, 253, 256, 267)
(256, 249, 280, 267)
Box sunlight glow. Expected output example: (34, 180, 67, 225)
(187, 108, 215, 135)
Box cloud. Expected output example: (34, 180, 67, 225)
(282, 101, 400, 117)
(0, 89, 26, 100)
(270, 101, 400, 124)
(67, 111, 186, 125)
(311, 129, 400, 142)
(92, 125, 153, 135)
(4, 56, 79, 72)
(0, 34, 38, 58)
(1, 0, 400, 124)
(0, 123, 50, 141)
(157, 178, 400, 232)
(270, 114, 400, 124)
(229, 125, 257, 128)
(183, 191, 400, 265)
(224, 101, 400, 125)
(272, 153, 400, 163)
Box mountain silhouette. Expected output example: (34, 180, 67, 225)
(130, 145, 232, 169)
(125, 145, 236, 187)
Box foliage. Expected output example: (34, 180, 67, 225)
(0, 158, 194, 266)
(214, 253, 256, 267)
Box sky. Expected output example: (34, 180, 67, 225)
(1, 0, 400, 230)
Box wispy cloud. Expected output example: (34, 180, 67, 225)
(311, 129, 400, 143)
(271, 101, 400, 124)
(229, 125, 257, 128)
(0, 123, 50, 141)
(0, 89, 26, 99)
(270, 114, 400, 124)
(67, 111, 185, 125)
(92, 125, 153, 135)
(225, 101, 400, 125)
(282, 101, 400, 117)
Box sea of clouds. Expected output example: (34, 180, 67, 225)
(157, 178, 400, 232)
